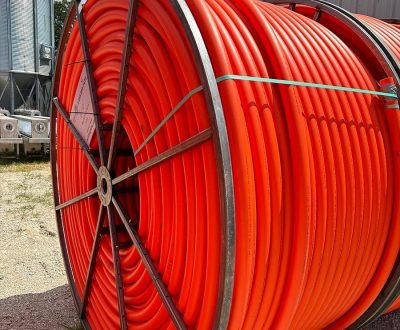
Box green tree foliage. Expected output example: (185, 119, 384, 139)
(54, 0, 71, 48)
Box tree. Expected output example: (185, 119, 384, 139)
(54, 0, 71, 48)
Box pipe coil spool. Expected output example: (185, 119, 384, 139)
(51, 0, 400, 329)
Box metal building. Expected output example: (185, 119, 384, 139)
(0, 0, 54, 116)
(325, 0, 400, 19)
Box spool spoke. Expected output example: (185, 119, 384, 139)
(107, 0, 139, 171)
(55, 187, 98, 211)
(133, 85, 204, 157)
(75, 0, 107, 166)
(111, 197, 186, 329)
(53, 97, 99, 173)
(313, 8, 322, 21)
(80, 205, 106, 317)
(112, 128, 212, 186)
(107, 205, 128, 330)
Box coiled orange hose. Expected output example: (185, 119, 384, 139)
(52, 0, 400, 329)
(353, 15, 400, 315)
(357, 15, 400, 60)
(387, 297, 400, 314)
(57, 1, 222, 328)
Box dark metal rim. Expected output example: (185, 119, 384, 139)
(266, 0, 400, 82)
(309, 2, 400, 327)
(381, 19, 400, 24)
(50, 1, 90, 329)
(50, 0, 235, 329)
(265, 1, 400, 328)
(169, 1, 235, 329)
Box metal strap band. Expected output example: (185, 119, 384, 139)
(134, 74, 398, 156)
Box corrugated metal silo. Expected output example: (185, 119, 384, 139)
(0, 1, 9, 71)
(0, 0, 54, 115)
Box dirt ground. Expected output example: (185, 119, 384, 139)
(0, 160, 80, 329)
(0, 159, 398, 329)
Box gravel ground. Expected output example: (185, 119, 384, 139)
(0, 160, 80, 329)
(366, 312, 400, 330)
(0, 159, 398, 329)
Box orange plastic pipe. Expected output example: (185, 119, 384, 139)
(54, 0, 400, 329)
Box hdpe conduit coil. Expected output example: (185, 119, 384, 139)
(268, 2, 400, 327)
(51, 0, 400, 329)
(354, 14, 400, 316)
(287, 2, 400, 323)
(357, 15, 400, 61)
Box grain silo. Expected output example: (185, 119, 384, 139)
(0, 0, 54, 116)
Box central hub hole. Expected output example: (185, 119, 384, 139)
(103, 125, 140, 247)
(101, 177, 108, 195)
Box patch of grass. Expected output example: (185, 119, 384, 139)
(31, 191, 54, 207)
(16, 191, 53, 208)
(17, 204, 32, 212)
(0, 157, 50, 173)
(24, 171, 39, 180)
(16, 192, 34, 202)
(42, 190, 55, 206)
(14, 204, 33, 218)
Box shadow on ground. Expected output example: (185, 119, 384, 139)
(0, 284, 81, 330)
(0, 281, 398, 329)
(364, 309, 400, 329)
